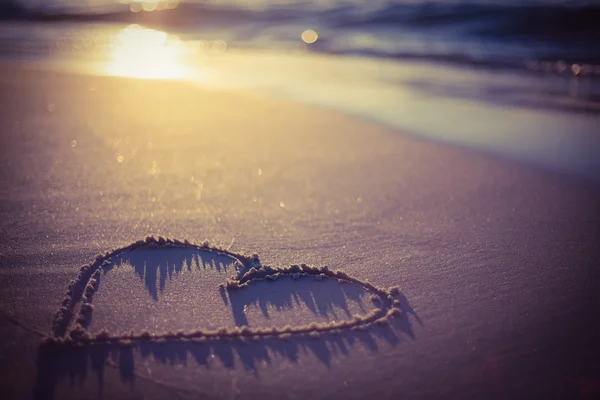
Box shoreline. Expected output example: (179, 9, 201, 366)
(5, 58, 600, 189)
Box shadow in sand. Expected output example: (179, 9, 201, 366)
(33, 314, 414, 400)
(114, 247, 239, 301)
(75, 247, 239, 332)
(38, 245, 420, 400)
(91, 248, 379, 332)
(53, 246, 242, 338)
(226, 275, 369, 327)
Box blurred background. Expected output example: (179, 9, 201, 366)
(0, 0, 599, 183)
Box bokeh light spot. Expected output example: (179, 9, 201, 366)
(142, 1, 157, 12)
(130, 2, 142, 12)
(301, 30, 318, 44)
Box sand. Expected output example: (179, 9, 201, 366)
(1, 62, 599, 399)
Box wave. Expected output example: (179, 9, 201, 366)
(2, 1, 600, 69)
(3, 1, 599, 32)
(313, 47, 600, 77)
(0, 1, 258, 23)
(3, 1, 600, 40)
(330, 2, 600, 36)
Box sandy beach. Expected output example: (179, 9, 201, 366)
(1, 62, 599, 399)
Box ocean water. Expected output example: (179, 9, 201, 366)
(1, 0, 599, 181)
(3, 0, 600, 69)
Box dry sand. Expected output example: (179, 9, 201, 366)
(0, 63, 599, 399)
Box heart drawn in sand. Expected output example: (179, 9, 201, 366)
(44, 237, 405, 347)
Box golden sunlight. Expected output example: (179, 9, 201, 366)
(105, 25, 191, 80)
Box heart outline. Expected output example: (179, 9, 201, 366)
(44, 236, 404, 347)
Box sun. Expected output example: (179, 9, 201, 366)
(105, 25, 192, 80)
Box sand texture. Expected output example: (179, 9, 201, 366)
(1, 64, 599, 399)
